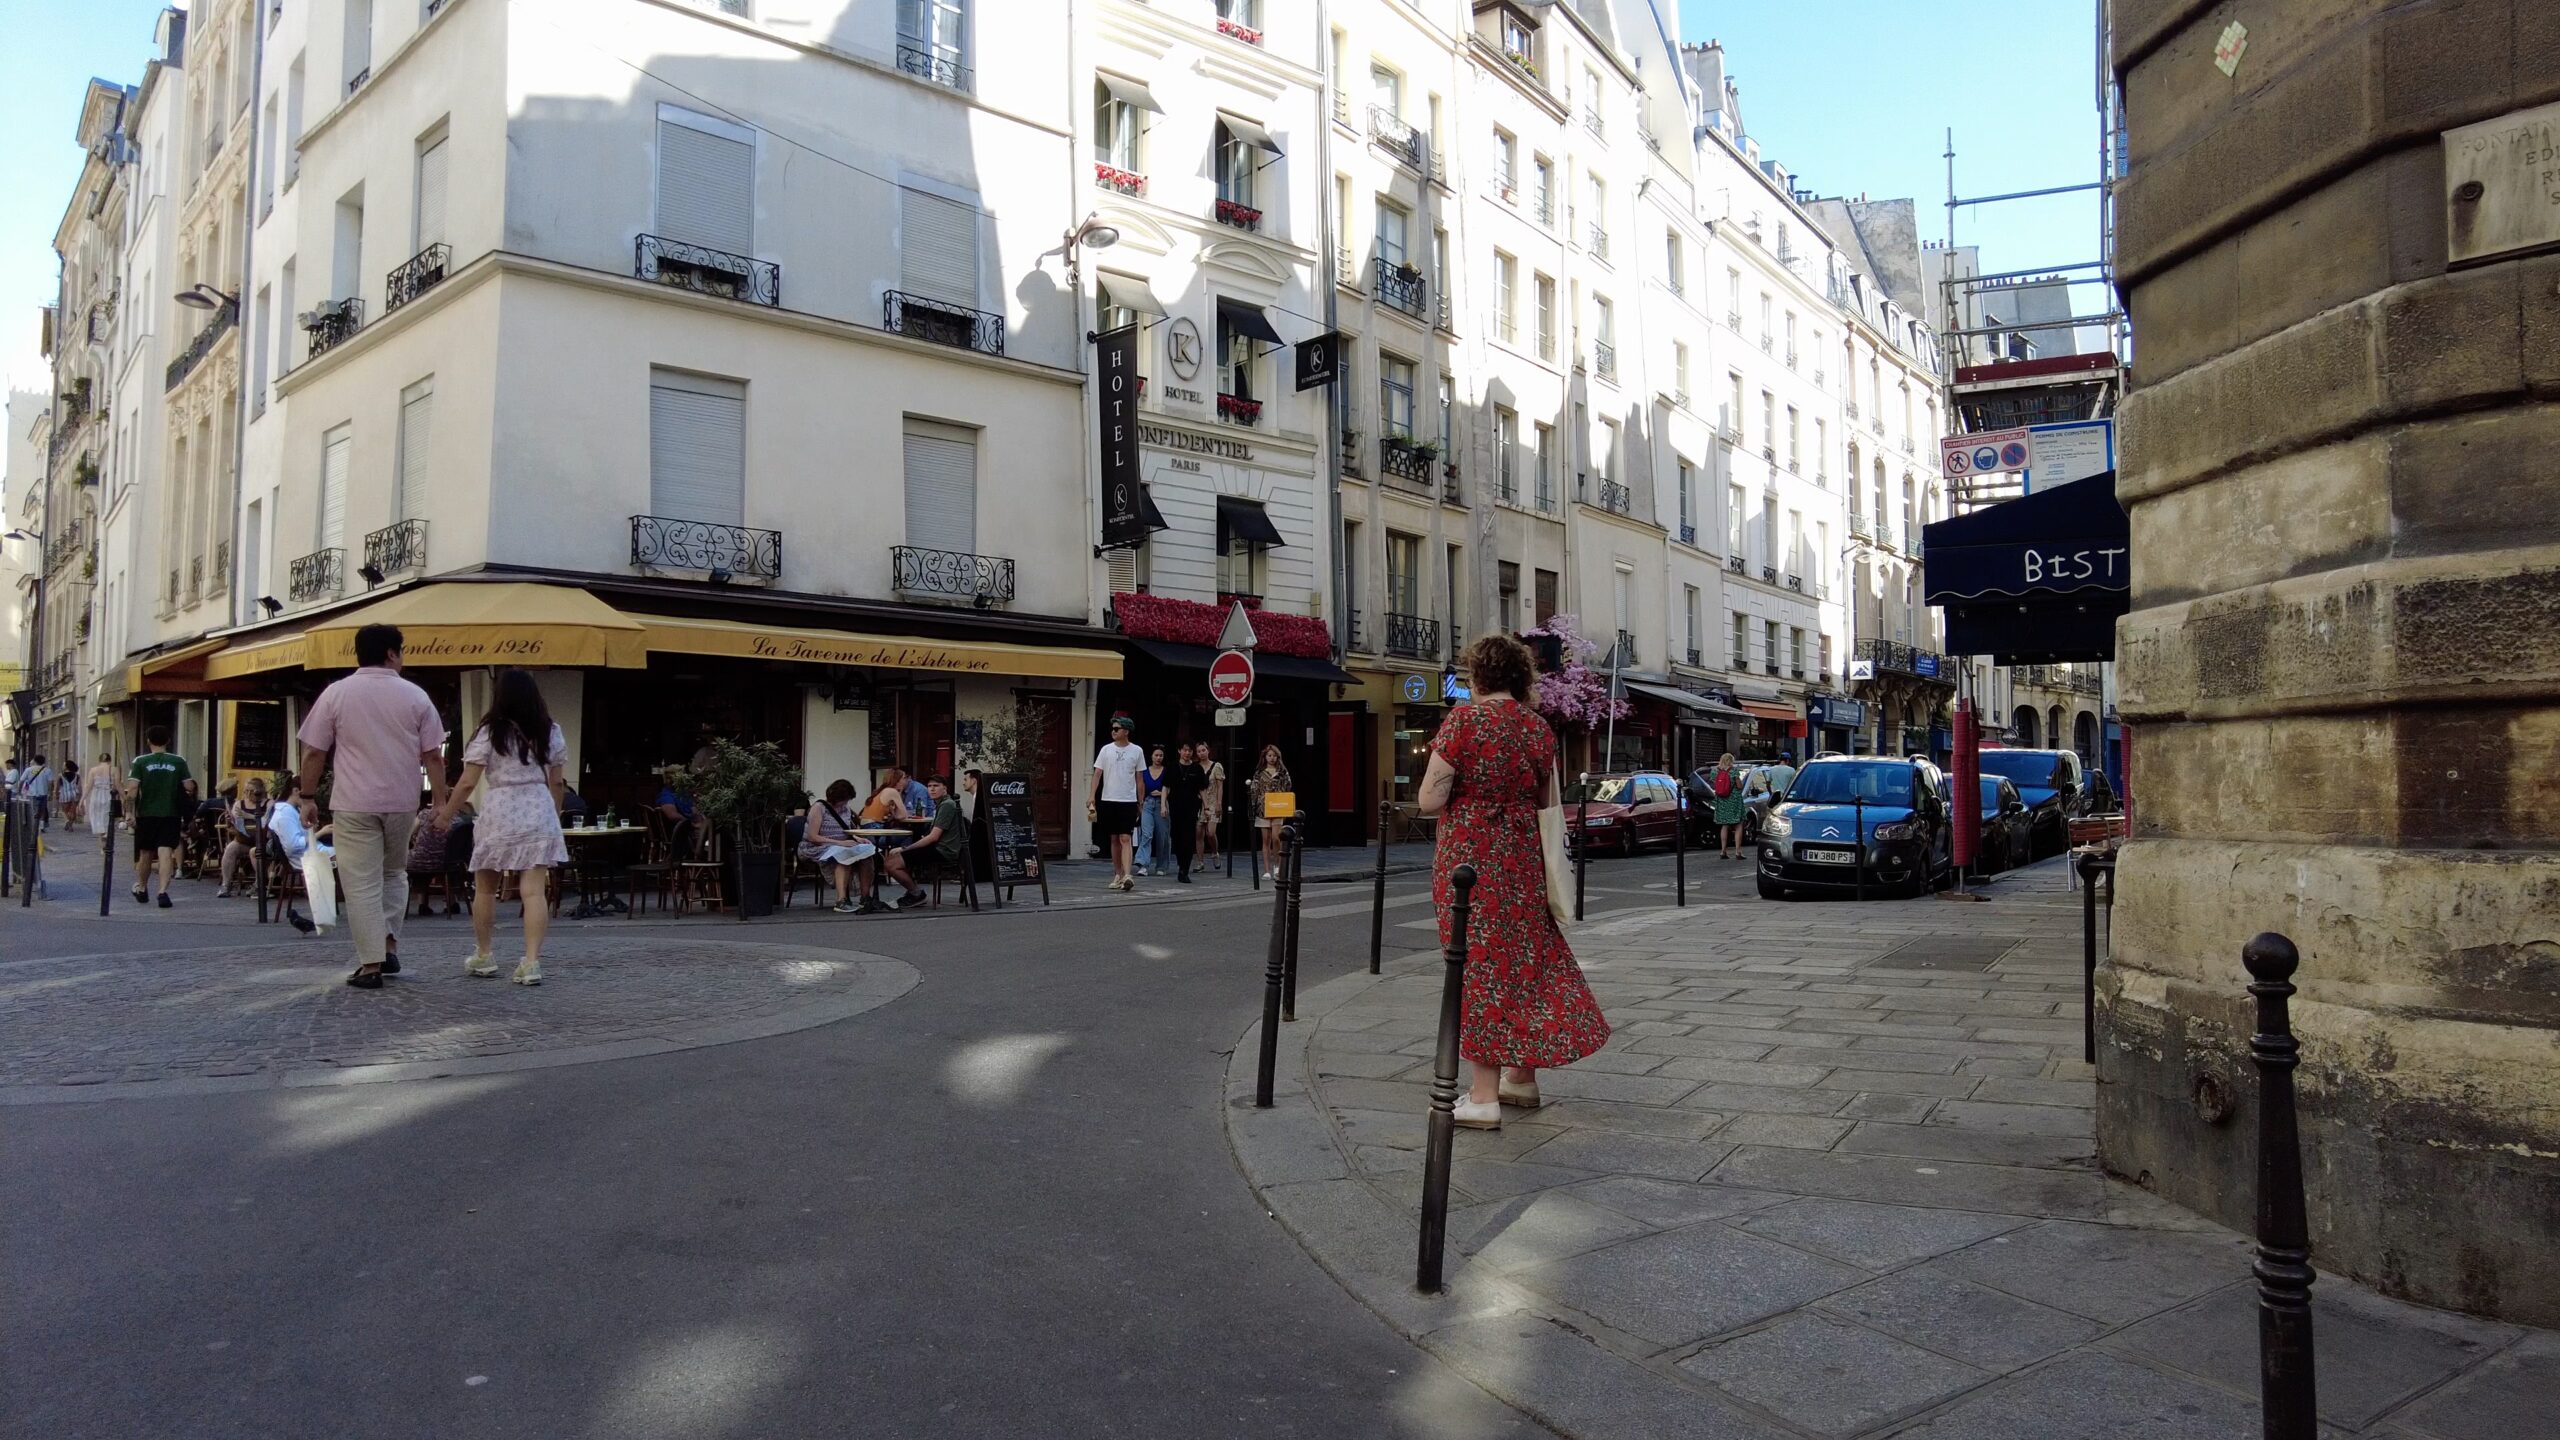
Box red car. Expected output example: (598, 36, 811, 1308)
(1562, 772, 1689, 856)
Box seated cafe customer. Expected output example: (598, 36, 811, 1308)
(655, 767, 700, 858)
(878, 775, 967, 909)
(802, 779, 885, 915)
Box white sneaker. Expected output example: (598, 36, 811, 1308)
(464, 951, 499, 979)
(511, 957, 543, 986)
(1453, 1099, 1503, 1130)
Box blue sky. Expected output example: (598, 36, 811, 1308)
(0, 1, 2106, 395)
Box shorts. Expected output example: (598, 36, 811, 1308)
(132, 814, 183, 855)
(1094, 799, 1139, 837)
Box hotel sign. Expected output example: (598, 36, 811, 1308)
(1138, 423, 1254, 463)
(1098, 324, 1148, 547)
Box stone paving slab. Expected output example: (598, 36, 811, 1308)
(1223, 859, 2559, 1439)
(0, 934, 917, 1102)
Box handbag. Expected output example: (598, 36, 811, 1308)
(1535, 753, 1574, 927)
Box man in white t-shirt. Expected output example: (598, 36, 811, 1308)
(1088, 715, 1146, 892)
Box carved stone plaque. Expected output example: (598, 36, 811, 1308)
(2445, 100, 2560, 266)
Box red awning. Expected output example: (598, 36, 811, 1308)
(1739, 700, 1798, 723)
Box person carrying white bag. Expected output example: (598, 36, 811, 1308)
(268, 789, 336, 935)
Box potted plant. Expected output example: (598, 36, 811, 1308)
(675, 737, 805, 918)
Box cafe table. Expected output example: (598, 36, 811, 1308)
(560, 822, 648, 918)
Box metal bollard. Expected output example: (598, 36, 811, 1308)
(1853, 796, 1868, 904)
(1280, 823, 1304, 1022)
(1573, 775, 1590, 922)
(1252, 822, 1293, 1108)
(1417, 863, 1476, 1293)
(1369, 800, 1391, 975)
(2246, 933, 2317, 1440)
(1675, 733, 1688, 907)
(2078, 853, 2115, 1063)
(100, 806, 117, 917)
(17, 801, 34, 908)
(2, 798, 16, 898)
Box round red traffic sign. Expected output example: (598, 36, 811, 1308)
(1208, 649, 1256, 706)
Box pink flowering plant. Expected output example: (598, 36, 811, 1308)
(1110, 592, 1332, 659)
(1521, 614, 1628, 733)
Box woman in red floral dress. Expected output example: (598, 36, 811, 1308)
(1417, 634, 1611, 1129)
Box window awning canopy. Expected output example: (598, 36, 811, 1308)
(1217, 112, 1283, 155)
(635, 615, 1122, 681)
(1217, 299, 1284, 347)
(1138, 483, 1170, 534)
(1623, 680, 1751, 721)
(1098, 273, 1165, 318)
(1217, 495, 1286, 549)
(1098, 72, 1164, 114)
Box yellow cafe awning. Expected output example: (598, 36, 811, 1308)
(124, 636, 227, 692)
(300, 582, 649, 669)
(204, 631, 310, 681)
(638, 614, 1123, 681)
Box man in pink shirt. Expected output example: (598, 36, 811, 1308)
(296, 623, 450, 989)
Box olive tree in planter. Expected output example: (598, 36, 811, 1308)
(676, 738, 805, 918)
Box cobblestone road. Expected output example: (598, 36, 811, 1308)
(0, 934, 918, 1101)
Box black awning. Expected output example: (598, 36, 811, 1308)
(1217, 495, 1286, 549)
(1943, 603, 2123, 666)
(1125, 638, 1358, 686)
(1138, 483, 1170, 533)
(1217, 299, 1285, 348)
(1921, 472, 2129, 605)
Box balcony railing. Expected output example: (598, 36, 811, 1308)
(209, 540, 230, 595)
(1534, 475, 1556, 513)
(895, 42, 971, 90)
(1588, 223, 1609, 261)
(303, 299, 364, 360)
(884, 289, 1005, 356)
(1215, 15, 1263, 45)
(1336, 247, 1358, 289)
(1339, 428, 1363, 477)
(1594, 480, 1631, 515)
(1380, 436, 1436, 487)
(1760, 334, 1774, 353)
(1761, 564, 1778, 582)
(165, 303, 238, 391)
(1785, 573, 1803, 592)
(1725, 309, 1742, 330)
(383, 243, 450, 314)
(363, 518, 428, 580)
(1850, 512, 1872, 539)
(1369, 106, 1424, 170)
(32, 652, 74, 696)
(1213, 197, 1262, 230)
(1615, 631, 1637, 665)
(1582, 106, 1605, 139)
(1095, 162, 1146, 196)
(629, 514, 783, 580)
(1856, 638, 1952, 683)
(1593, 340, 1616, 381)
(1373, 258, 1427, 318)
(1686, 646, 1703, 667)
(637, 234, 780, 307)
(1217, 392, 1262, 426)
(288, 547, 345, 604)
(345, 66, 371, 97)
(1727, 554, 1747, 574)
(1384, 612, 1440, 660)
(1348, 612, 1371, 653)
(1678, 523, 1697, 547)
(891, 545, 1015, 607)
(1533, 192, 1554, 225)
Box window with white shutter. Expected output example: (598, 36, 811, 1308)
(413, 133, 447, 251)
(649, 369, 746, 526)
(902, 419, 977, 555)
(655, 106, 756, 256)
(318, 424, 351, 550)
(394, 380, 432, 521)
(900, 187, 980, 308)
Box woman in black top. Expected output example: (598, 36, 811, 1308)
(1167, 743, 1209, 883)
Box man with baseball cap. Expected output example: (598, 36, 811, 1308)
(1088, 714, 1145, 892)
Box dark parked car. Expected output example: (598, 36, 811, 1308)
(1563, 772, 1687, 856)
(1755, 757, 1954, 899)
(1683, 764, 1787, 843)
(1974, 776, 2034, 874)
(1974, 749, 2084, 858)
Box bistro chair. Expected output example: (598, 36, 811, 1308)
(779, 816, 833, 908)
(625, 809, 679, 919)
(676, 826, 727, 916)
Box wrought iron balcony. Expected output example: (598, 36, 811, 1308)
(895, 42, 971, 90)
(1095, 162, 1146, 195)
(33, 651, 74, 696)
(346, 66, 371, 97)
(1533, 192, 1554, 226)
(637, 234, 780, 307)
(384, 243, 450, 314)
(303, 298, 363, 360)
(630, 514, 783, 580)
(189, 556, 204, 601)
(1588, 223, 1609, 261)
(1728, 554, 1747, 574)
(1678, 523, 1697, 547)
(165, 303, 237, 391)
(1687, 646, 1704, 667)
(1761, 564, 1778, 582)
(1373, 258, 1427, 318)
(1850, 512, 1872, 539)
(1582, 106, 1605, 139)
(1339, 428, 1363, 476)
(1214, 197, 1262, 230)
(1217, 392, 1262, 426)
(363, 518, 428, 579)
(1725, 309, 1742, 330)
(1593, 340, 1616, 381)
(1369, 106, 1424, 170)
(1785, 573, 1803, 592)
(1856, 638, 1952, 683)
(892, 545, 1015, 607)
(288, 547, 345, 604)
(884, 289, 1005, 356)
(1760, 333, 1774, 353)
(1594, 480, 1631, 515)
(1384, 611, 1439, 660)
(1534, 476, 1556, 513)
(1380, 436, 1437, 488)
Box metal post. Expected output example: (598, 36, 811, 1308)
(1280, 822, 1303, 1023)
(1417, 863, 1476, 1292)
(2246, 933, 2318, 1440)
(2, 798, 16, 897)
(99, 804, 117, 918)
(1573, 773, 1589, 922)
(18, 800, 34, 908)
(2080, 852, 2101, 1063)
(1853, 796, 1867, 903)
(255, 831, 270, 925)
(1252, 818, 1291, 1108)
(1369, 800, 1390, 975)
(1674, 731, 1687, 908)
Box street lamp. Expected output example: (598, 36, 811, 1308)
(3, 529, 44, 545)
(1062, 214, 1120, 288)
(174, 284, 238, 312)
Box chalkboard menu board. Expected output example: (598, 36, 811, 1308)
(231, 702, 288, 773)
(975, 774, 1049, 906)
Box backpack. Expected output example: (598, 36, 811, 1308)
(1712, 769, 1734, 798)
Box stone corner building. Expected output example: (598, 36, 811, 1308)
(2102, 1, 2559, 1324)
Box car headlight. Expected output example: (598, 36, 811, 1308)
(1760, 813, 1793, 839)
(1872, 820, 1915, 840)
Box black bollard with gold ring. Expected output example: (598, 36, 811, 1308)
(1417, 863, 1476, 1292)
(2246, 932, 2317, 1440)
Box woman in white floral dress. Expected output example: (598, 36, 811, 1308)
(433, 669, 570, 985)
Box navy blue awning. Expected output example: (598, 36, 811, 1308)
(1921, 473, 2129, 604)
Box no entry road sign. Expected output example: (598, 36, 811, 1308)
(1209, 649, 1256, 707)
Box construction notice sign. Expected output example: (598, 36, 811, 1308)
(1941, 428, 2033, 479)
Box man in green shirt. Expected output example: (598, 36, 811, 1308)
(126, 727, 192, 908)
(880, 775, 968, 908)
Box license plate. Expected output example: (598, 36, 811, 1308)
(1801, 847, 1859, 865)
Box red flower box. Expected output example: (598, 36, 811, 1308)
(1215, 18, 1263, 45)
(1214, 198, 1263, 229)
(1094, 163, 1147, 195)
(1112, 591, 1330, 659)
